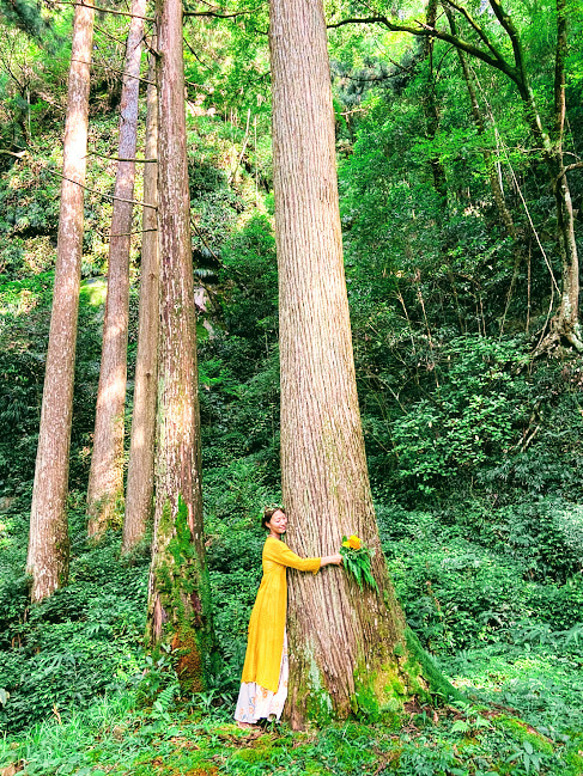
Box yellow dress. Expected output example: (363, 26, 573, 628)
(241, 536, 321, 693)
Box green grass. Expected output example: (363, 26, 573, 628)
(2, 637, 583, 776)
(2, 485, 583, 774)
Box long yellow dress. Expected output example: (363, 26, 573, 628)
(241, 536, 321, 693)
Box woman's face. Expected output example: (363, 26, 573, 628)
(267, 509, 287, 535)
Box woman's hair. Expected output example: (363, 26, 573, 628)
(262, 505, 286, 529)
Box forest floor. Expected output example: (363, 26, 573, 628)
(1, 597, 582, 775)
(1, 491, 583, 775)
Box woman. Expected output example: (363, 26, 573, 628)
(235, 506, 342, 727)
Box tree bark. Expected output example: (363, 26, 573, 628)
(123, 46, 159, 555)
(26, 1, 95, 602)
(270, 0, 449, 728)
(145, 0, 214, 689)
(87, 0, 147, 537)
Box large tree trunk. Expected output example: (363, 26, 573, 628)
(26, 1, 95, 602)
(270, 0, 448, 728)
(87, 0, 147, 537)
(145, 0, 214, 689)
(123, 47, 159, 555)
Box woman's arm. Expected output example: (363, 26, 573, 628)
(265, 540, 343, 572)
(265, 540, 321, 572)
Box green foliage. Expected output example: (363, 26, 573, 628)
(0, 504, 149, 734)
(0, 0, 56, 45)
(0, 273, 104, 491)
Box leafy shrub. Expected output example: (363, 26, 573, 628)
(0, 517, 149, 734)
(390, 338, 529, 492)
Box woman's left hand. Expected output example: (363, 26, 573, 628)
(321, 553, 343, 567)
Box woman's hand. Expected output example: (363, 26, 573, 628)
(320, 553, 343, 567)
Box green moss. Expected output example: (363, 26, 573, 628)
(148, 496, 216, 690)
(304, 650, 335, 725)
(405, 628, 464, 704)
(230, 738, 274, 763)
(493, 715, 554, 756)
(563, 738, 583, 775)
(352, 657, 413, 724)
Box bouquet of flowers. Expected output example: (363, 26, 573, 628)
(339, 535, 378, 593)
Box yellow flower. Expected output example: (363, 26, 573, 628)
(345, 535, 361, 550)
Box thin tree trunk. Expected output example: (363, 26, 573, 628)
(488, 0, 581, 350)
(87, 0, 147, 537)
(446, 11, 517, 241)
(26, 1, 95, 602)
(123, 45, 159, 554)
(443, 6, 527, 334)
(548, 8, 581, 349)
(422, 0, 447, 204)
(270, 0, 454, 728)
(352, 0, 581, 350)
(145, 0, 214, 689)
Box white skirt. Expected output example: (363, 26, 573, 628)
(234, 632, 288, 723)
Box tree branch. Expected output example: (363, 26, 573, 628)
(87, 151, 157, 163)
(487, 0, 527, 85)
(0, 149, 27, 158)
(53, 0, 153, 21)
(94, 23, 127, 45)
(44, 166, 157, 210)
(554, 0, 567, 142)
(326, 14, 521, 84)
(183, 5, 262, 18)
(564, 161, 583, 174)
(442, 0, 507, 65)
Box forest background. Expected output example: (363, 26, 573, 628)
(1, 0, 583, 773)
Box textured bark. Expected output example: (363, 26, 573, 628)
(145, 0, 214, 689)
(123, 47, 159, 554)
(26, 1, 94, 602)
(87, 0, 147, 537)
(270, 0, 427, 727)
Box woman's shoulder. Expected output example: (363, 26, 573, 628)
(263, 536, 283, 555)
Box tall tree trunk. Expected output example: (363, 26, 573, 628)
(544, 0, 581, 348)
(444, 8, 517, 241)
(519, 85, 581, 347)
(26, 1, 95, 602)
(86, 0, 147, 537)
(123, 47, 159, 555)
(471, 0, 580, 349)
(269, 0, 453, 728)
(145, 0, 214, 690)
